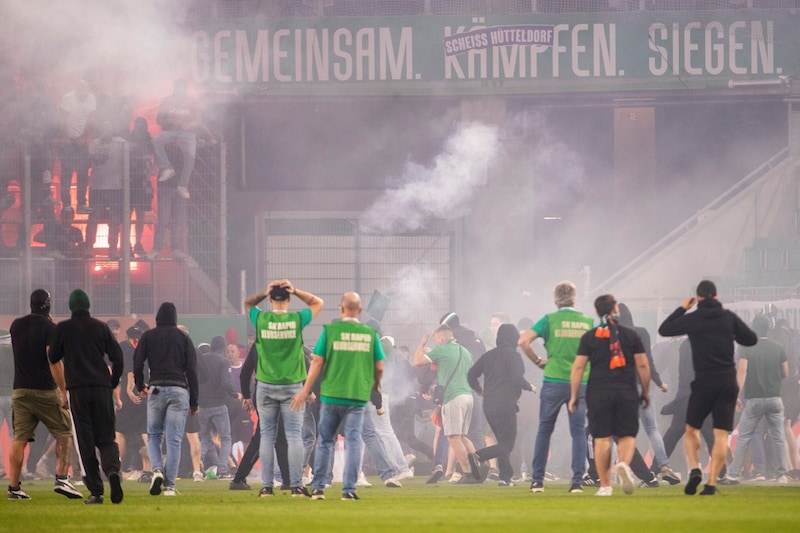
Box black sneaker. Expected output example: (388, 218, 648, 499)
(341, 492, 360, 501)
(640, 477, 660, 488)
(84, 495, 104, 504)
(259, 487, 274, 497)
(530, 480, 544, 493)
(497, 480, 515, 487)
(426, 464, 444, 484)
(467, 452, 485, 482)
(8, 485, 31, 500)
(685, 468, 703, 495)
(229, 480, 251, 490)
(581, 473, 598, 487)
(311, 489, 325, 500)
(291, 486, 311, 498)
(699, 484, 717, 496)
(149, 470, 164, 496)
(138, 471, 153, 484)
(109, 472, 123, 504)
(718, 476, 740, 486)
(569, 484, 583, 493)
(660, 467, 681, 485)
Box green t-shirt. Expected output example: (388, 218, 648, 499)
(740, 337, 787, 399)
(532, 308, 593, 383)
(426, 339, 473, 404)
(250, 307, 312, 385)
(314, 320, 385, 406)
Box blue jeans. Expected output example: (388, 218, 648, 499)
(302, 406, 317, 469)
(368, 394, 409, 473)
(256, 382, 305, 488)
(199, 405, 232, 475)
(153, 130, 197, 188)
(730, 397, 788, 477)
(532, 381, 587, 485)
(362, 403, 395, 480)
(147, 386, 190, 488)
(313, 403, 365, 493)
(638, 386, 669, 469)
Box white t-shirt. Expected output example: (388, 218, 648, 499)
(60, 91, 97, 139)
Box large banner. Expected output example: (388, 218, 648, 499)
(190, 10, 800, 96)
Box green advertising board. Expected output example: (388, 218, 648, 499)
(189, 10, 799, 96)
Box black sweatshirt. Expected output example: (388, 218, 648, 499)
(467, 324, 532, 411)
(658, 298, 757, 378)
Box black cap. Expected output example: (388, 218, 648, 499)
(269, 285, 290, 301)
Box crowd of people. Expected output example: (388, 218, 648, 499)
(0, 76, 207, 260)
(2, 277, 799, 502)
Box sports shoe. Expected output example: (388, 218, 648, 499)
(718, 476, 740, 486)
(341, 492, 360, 501)
(596, 486, 613, 496)
(448, 472, 462, 483)
(205, 467, 218, 480)
(751, 472, 766, 482)
(55, 476, 84, 499)
(158, 168, 176, 182)
(569, 483, 583, 493)
(291, 486, 311, 497)
(229, 480, 251, 490)
(150, 470, 164, 496)
(356, 473, 372, 487)
(76, 204, 93, 215)
(177, 186, 190, 200)
(530, 480, 544, 493)
(616, 462, 634, 495)
(84, 494, 103, 504)
(193, 471, 204, 482)
(311, 489, 325, 500)
(259, 486, 274, 497)
(776, 474, 789, 484)
(218, 473, 234, 481)
(544, 471, 559, 481)
(581, 473, 598, 487)
(405, 454, 417, 468)
(640, 476, 660, 488)
(109, 472, 123, 504)
(497, 480, 515, 487)
(384, 477, 402, 488)
(699, 484, 716, 496)
(685, 468, 703, 495)
(138, 471, 153, 484)
(487, 468, 500, 481)
(8, 485, 31, 500)
(163, 487, 177, 496)
(396, 469, 414, 481)
(467, 452, 484, 482)
(660, 467, 681, 485)
(426, 464, 444, 484)
(125, 470, 142, 481)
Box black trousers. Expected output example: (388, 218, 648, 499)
(233, 415, 289, 485)
(476, 407, 517, 482)
(69, 386, 121, 496)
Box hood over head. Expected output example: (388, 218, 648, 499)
(495, 323, 520, 348)
(210, 335, 227, 354)
(155, 302, 178, 326)
(617, 302, 633, 327)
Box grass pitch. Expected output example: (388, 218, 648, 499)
(3, 476, 799, 532)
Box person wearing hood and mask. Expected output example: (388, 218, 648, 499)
(659, 279, 757, 496)
(466, 324, 533, 486)
(49, 289, 124, 504)
(134, 302, 199, 497)
(198, 335, 240, 480)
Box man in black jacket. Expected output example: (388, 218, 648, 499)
(134, 302, 199, 497)
(49, 289, 124, 504)
(466, 324, 533, 485)
(658, 280, 757, 496)
(198, 335, 240, 479)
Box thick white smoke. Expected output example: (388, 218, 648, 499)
(361, 121, 501, 233)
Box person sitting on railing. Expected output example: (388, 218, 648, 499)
(33, 206, 85, 259)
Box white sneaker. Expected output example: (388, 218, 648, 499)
(158, 168, 176, 182)
(163, 487, 178, 496)
(777, 475, 789, 484)
(448, 472, 462, 483)
(177, 186, 190, 199)
(384, 477, 402, 488)
(193, 471, 204, 482)
(302, 475, 312, 486)
(395, 469, 414, 481)
(405, 454, 417, 468)
(616, 462, 634, 495)
(54, 477, 83, 499)
(126, 470, 142, 481)
(596, 486, 613, 496)
(356, 473, 372, 487)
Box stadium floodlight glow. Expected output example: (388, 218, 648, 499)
(542, 216, 562, 220)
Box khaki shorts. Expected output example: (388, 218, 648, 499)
(12, 388, 73, 442)
(441, 393, 473, 437)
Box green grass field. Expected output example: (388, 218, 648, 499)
(3, 477, 799, 532)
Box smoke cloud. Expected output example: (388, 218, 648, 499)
(361, 121, 501, 233)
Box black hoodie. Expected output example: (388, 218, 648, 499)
(617, 303, 663, 388)
(199, 335, 237, 408)
(467, 324, 532, 411)
(658, 298, 757, 378)
(133, 302, 199, 407)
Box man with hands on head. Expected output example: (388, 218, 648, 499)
(244, 279, 323, 498)
(568, 294, 650, 496)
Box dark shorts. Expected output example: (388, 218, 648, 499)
(586, 386, 639, 439)
(12, 388, 73, 442)
(116, 400, 148, 435)
(781, 381, 800, 424)
(686, 374, 739, 432)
